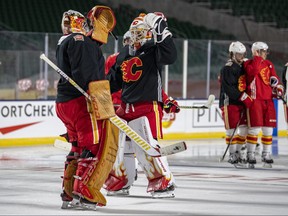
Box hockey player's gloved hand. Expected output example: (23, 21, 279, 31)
(274, 84, 284, 97)
(164, 97, 180, 113)
(144, 12, 172, 43)
(239, 92, 253, 108)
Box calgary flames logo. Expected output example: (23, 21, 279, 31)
(121, 57, 143, 83)
(238, 74, 246, 92)
(260, 66, 270, 85)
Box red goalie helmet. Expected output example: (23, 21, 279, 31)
(61, 10, 88, 35)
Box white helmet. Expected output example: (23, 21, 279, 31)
(251, 42, 268, 52)
(229, 41, 246, 54)
(129, 13, 152, 50)
(123, 31, 131, 46)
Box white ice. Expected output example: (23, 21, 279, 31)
(0, 138, 288, 215)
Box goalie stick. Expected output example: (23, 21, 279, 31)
(54, 139, 186, 156)
(40, 54, 186, 157)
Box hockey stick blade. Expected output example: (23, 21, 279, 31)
(54, 139, 71, 151)
(159, 141, 187, 156)
(54, 139, 187, 156)
(180, 94, 215, 109)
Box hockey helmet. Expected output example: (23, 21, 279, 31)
(87, 6, 116, 44)
(129, 13, 152, 50)
(123, 31, 131, 46)
(251, 42, 268, 52)
(61, 10, 88, 35)
(229, 41, 246, 54)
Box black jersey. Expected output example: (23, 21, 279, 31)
(56, 33, 105, 102)
(219, 60, 246, 108)
(107, 37, 177, 104)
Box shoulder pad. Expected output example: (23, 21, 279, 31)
(225, 61, 233, 66)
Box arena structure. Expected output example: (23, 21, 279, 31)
(0, 0, 287, 146)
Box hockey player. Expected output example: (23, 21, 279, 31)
(55, 7, 118, 209)
(219, 41, 250, 167)
(105, 31, 131, 108)
(243, 42, 284, 167)
(106, 12, 179, 198)
(282, 62, 288, 123)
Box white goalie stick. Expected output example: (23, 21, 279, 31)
(40, 54, 186, 157)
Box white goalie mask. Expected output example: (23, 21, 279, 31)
(129, 13, 152, 50)
(251, 41, 268, 52)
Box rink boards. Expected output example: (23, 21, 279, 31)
(0, 99, 287, 147)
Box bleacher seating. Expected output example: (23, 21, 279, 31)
(0, 0, 236, 39)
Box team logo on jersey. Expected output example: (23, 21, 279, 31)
(121, 57, 143, 83)
(238, 75, 246, 92)
(260, 66, 270, 85)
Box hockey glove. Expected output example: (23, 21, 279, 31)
(239, 92, 253, 108)
(273, 84, 284, 97)
(164, 97, 180, 113)
(144, 12, 172, 43)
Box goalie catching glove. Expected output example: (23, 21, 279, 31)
(163, 97, 180, 113)
(239, 92, 253, 108)
(143, 12, 172, 43)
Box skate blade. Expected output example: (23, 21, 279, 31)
(151, 191, 175, 199)
(61, 198, 97, 211)
(263, 163, 273, 168)
(233, 163, 248, 169)
(107, 191, 129, 196)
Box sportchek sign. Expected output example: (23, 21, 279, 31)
(0, 101, 65, 138)
(0, 99, 286, 141)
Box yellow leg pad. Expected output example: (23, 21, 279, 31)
(84, 120, 119, 205)
(63, 160, 77, 198)
(88, 80, 115, 120)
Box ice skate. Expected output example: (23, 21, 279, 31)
(247, 152, 256, 169)
(231, 151, 247, 168)
(107, 186, 130, 196)
(151, 185, 175, 199)
(262, 152, 273, 168)
(255, 143, 261, 156)
(228, 153, 241, 168)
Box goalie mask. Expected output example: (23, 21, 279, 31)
(61, 10, 88, 35)
(87, 6, 116, 44)
(129, 13, 152, 50)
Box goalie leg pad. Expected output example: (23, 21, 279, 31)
(63, 159, 78, 198)
(75, 119, 119, 206)
(88, 80, 115, 120)
(104, 137, 136, 192)
(128, 116, 175, 192)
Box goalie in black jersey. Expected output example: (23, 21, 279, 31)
(106, 12, 179, 198)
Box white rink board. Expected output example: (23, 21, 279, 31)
(0, 99, 286, 139)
